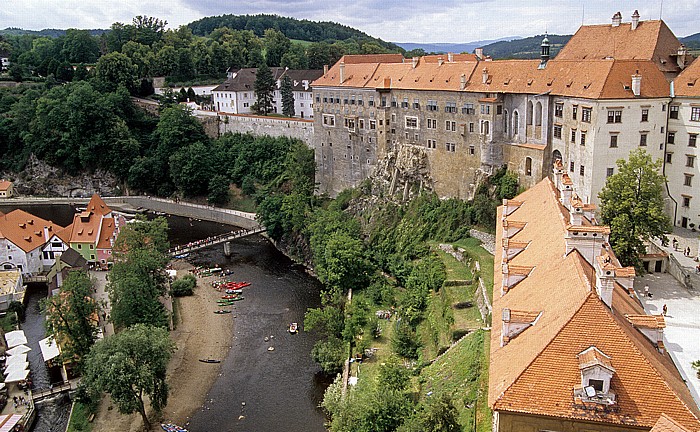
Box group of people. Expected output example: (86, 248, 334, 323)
(171, 230, 242, 252)
(671, 238, 694, 257)
(12, 395, 28, 410)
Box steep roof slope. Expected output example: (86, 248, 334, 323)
(0, 210, 64, 252)
(673, 57, 700, 97)
(490, 178, 700, 430)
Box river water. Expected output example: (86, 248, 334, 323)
(0, 205, 329, 432)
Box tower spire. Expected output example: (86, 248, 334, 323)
(539, 32, 550, 69)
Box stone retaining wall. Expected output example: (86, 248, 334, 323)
(217, 113, 314, 145)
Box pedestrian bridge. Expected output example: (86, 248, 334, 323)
(31, 379, 80, 402)
(169, 225, 266, 257)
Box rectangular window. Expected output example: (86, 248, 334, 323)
(692, 107, 700, 122)
(427, 100, 438, 111)
(345, 118, 355, 130)
(359, 119, 365, 129)
(401, 98, 409, 108)
(572, 105, 578, 120)
(610, 135, 618, 148)
(413, 99, 420, 109)
(391, 113, 396, 123)
(640, 133, 647, 146)
(580, 165, 585, 176)
(469, 122, 474, 133)
(381, 96, 387, 107)
(343, 96, 349, 104)
(687, 155, 695, 168)
(480, 105, 491, 115)
(322, 115, 335, 126)
(607, 110, 622, 123)
(690, 134, 697, 147)
(684, 174, 693, 186)
(570, 161, 575, 172)
(553, 125, 562, 139)
(350, 95, 356, 105)
(445, 121, 456, 131)
(427, 119, 436, 129)
(682, 196, 691, 207)
(670, 105, 679, 119)
(405, 117, 418, 129)
(641, 108, 649, 122)
(571, 129, 576, 143)
(369, 120, 376, 130)
(666, 153, 673, 163)
(316, 95, 321, 103)
(358, 96, 363, 106)
(462, 103, 475, 115)
(496, 105, 503, 115)
(606, 168, 614, 177)
(582, 107, 592, 123)
(445, 102, 457, 113)
(668, 132, 676, 144)
(581, 132, 586, 146)
(469, 145, 475, 155)
(369, 96, 375, 107)
(555, 103, 563, 118)
(391, 97, 397, 107)
(426, 139, 437, 149)
(445, 143, 456, 152)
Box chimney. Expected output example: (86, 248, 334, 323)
(323, 64, 329, 74)
(482, 67, 489, 84)
(677, 44, 688, 69)
(438, 56, 444, 66)
(475, 48, 484, 60)
(631, 71, 641, 96)
(631, 10, 640, 30)
(448, 52, 454, 62)
(412, 57, 419, 69)
(339, 62, 345, 84)
(612, 11, 622, 27)
(594, 256, 615, 308)
(303, 80, 309, 91)
(460, 74, 467, 91)
(566, 226, 610, 267)
(43, 226, 50, 242)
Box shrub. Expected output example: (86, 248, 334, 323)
(171, 275, 196, 297)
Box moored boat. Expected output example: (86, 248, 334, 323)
(161, 423, 188, 432)
(214, 309, 232, 314)
(289, 322, 298, 334)
(199, 358, 221, 363)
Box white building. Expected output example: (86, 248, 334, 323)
(668, 57, 700, 229)
(0, 210, 64, 276)
(0, 50, 9, 71)
(213, 67, 322, 118)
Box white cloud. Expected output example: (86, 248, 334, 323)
(1, 0, 696, 42)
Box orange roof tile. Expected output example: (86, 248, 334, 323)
(651, 414, 693, 432)
(421, 53, 478, 63)
(566, 224, 611, 234)
(491, 178, 700, 430)
(674, 57, 700, 97)
(0, 210, 64, 252)
(556, 20, 685, 74)
(507, 310, 540, 324)
(0, 180, 12, 191)
(626, 314, 666, 329)
(86, 194, 111, 217)
(340, 54, 404, 64)
(578, 346, 615, 372)
(97, 218, 115, 249)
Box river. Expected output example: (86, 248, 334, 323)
(0, 205, 329, 432)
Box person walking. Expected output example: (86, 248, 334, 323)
(644, 285, 650, 298)
(662, 304, 668, 316)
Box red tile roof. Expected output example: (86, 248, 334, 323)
(0, 180, 12, 191)
(0, 210, 63, 252)
(673, 57, 700, 97)
(491, 178, 700, 429)
(651, 414, 693, 432)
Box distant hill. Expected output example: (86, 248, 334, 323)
(0, 27, 108, 38)
(187, 14, 400, 51)
(680, 33, 700, 50)
(479, 34, 572, 59)
(395, 38, 520, 55)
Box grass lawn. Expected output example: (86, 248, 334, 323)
(66, 402, 93, 432)
(417, 330, 491, 432)
(453, 237, 494, 301)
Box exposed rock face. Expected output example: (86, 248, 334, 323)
(3, 154, 121, 197)
(368, 145, 434, 202)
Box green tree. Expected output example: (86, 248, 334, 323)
(108, 217, 170, 329)
(42, 270, 99, 370)
(253, 62, 275, 115)
(398, 393, 461, 432)
(79, 324, 174, 429)
(598, 149, 671, 269)
(281, 74, 295, 117)
(311, 336, 346, 374)
(264, 28, 291, 67)
(94, 52, 138, 93)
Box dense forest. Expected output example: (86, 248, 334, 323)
(187, 14, 400, 50)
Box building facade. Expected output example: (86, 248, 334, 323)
(311, 12, 695, 225)
(213, 67, 322, 118)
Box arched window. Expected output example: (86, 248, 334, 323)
(535, 102, 542, 126)
(527, 101, 533, 125)
(481, 120, 490, 135)
(525, 157, 532, 176)
(513, 111, 520, 136)
(552, 149, 563, 162)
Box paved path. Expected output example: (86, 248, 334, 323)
(90, 270, 114, 339)
(634, 272, 700, 406)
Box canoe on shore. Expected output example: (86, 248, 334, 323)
(214, 309, 232, 314)
(199, 358, 221, 363)
(161, 423, 188, 432)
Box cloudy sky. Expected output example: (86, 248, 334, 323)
(2, 0, 699, 42)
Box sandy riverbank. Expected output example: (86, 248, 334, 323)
(90, 260, 234, 431)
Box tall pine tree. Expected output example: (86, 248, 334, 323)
(281, 74, 295, 118)
(254, 62, 275, 115)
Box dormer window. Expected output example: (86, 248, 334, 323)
(574, 346, 616, 405)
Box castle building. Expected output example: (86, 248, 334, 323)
(490, 166, 700, 432)
(213, 67, 322, 119)
(668, 59, 700, 229)
(311, 12, 696, 227)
